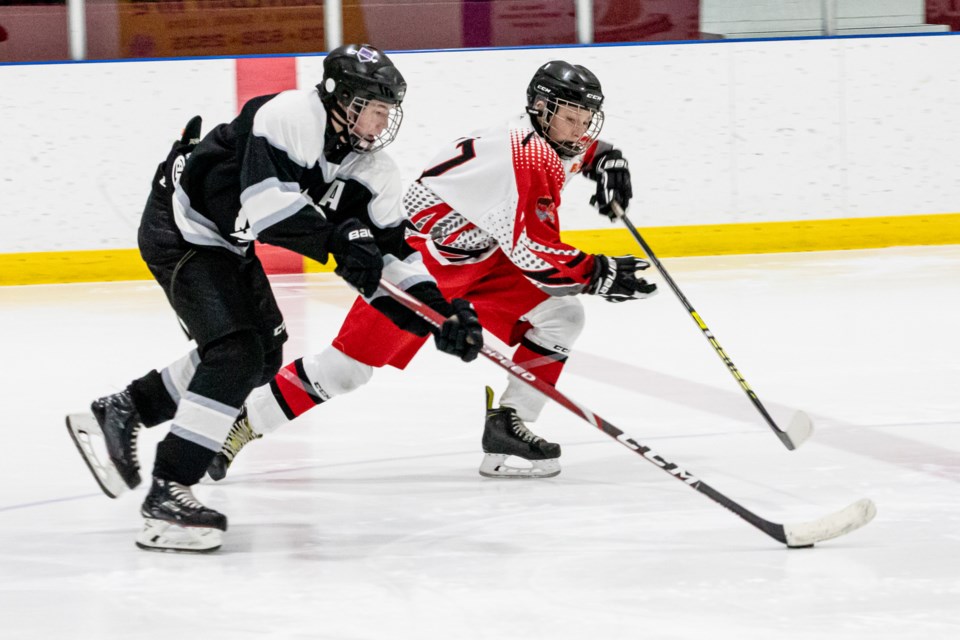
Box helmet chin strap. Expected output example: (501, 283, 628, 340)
(323, 100, 355, 163)
(526, 105, 545, 129)
(325, 96, 384, 157)
(526, 105, 551, 142)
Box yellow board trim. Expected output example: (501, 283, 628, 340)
(562, 212, 960, 257)
(0, 249, 152, 286)
(3, 213, 959, 286)
(303, 256, 334, 274)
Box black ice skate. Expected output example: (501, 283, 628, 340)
(479, 386, 561, 479)
(65, 389, 144, 498)
(137, 476, 228, 553)
(206, 406, 262, 481)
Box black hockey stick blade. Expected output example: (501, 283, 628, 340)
(378, 279, 874, 547)
(610, 201, 813, 451)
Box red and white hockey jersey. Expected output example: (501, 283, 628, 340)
(404, 112, 602, 296)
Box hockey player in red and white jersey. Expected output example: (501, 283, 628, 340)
(208, 60, 656, 480)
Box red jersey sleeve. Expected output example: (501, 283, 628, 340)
(506, 130, 596, 295)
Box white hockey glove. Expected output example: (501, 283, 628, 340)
(587, 255, 657, 303)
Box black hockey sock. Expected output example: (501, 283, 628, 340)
(153, 432, 216, 485)
(129, 369, 177, 427)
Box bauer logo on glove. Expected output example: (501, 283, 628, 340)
(586, 148, 632, 220)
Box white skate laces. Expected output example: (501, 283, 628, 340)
(137, 478, 227, 553)
(169, 482, 203, 509)
(206, 409, 262, 483)
(508, 413, 543, 445)
(128, 425, 141, 468)
(222, 412, 261, 462)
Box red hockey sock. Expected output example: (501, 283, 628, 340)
(268, 359, 324, 420)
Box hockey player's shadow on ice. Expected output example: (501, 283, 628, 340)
(196, 444, 640, 489)
(208, 468, 487, 487)
(206, 463, 626, 490)
(64, 523, 374, 558)
(219, 522, 406, 558)
(198, 449, 561, 487)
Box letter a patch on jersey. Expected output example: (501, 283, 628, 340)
(317, 180, 345, 211)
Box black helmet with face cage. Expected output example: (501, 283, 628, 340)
(318, 44, 406, 153)
(526, 61, 605, 157)
(319, 44, 406, 107)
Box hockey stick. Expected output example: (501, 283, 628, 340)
(610, 201, 813, 451)
(379, 279, 875, 547)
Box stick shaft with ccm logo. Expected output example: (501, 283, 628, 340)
(378, 278, 876, 548)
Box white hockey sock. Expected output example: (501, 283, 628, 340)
(160, 350, 200, 405)
(245, 383, 290, 435)
(245, 346, 373, 435)
(303, 347, 374, 398)
(169, 391, 240, 452)
(499, 296, 584, 422)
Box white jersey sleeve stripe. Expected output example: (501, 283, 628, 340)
(381, 252, 434, 288)
(242, 186, 312, 237)
(250, 92, 325, 169)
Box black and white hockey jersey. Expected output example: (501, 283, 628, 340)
(170, 89, 423, 283)
(158, 88, 448, 333)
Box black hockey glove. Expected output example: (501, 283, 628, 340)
(326, 218, 383, 298)
(434, 298, 483, 363)
(154, 115, 202, 196)
(587, 255, 657, 303)
(587, 149, 632, 220)
(179, 115, 203, 149)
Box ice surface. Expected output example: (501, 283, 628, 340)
(1, 246, 957, 639)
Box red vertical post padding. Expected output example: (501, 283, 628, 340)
(236, 57, 303, 274)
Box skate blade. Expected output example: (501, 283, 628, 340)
(135, 519, 223, 553)
(479, 453, 561, 479)
(65, 414, 128, 499)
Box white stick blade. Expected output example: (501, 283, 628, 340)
(784, 498, 877, 547)
(786, 411, 814, 449)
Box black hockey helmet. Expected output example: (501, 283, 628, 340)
(526, 61, 605, 157)
(318, 44, 406, 153)
(319, 43, 407, 106)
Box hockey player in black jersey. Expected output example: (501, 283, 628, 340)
(66, 44, 482, 553)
